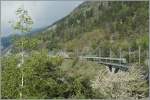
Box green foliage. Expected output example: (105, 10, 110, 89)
(1, 56, 21, 99)
(1, 51, 95, 99)
(9, 7, 33, 33)
(9, 7, 34, 55)
(14, 37, 42, 52)
(136, 34, 149, 49)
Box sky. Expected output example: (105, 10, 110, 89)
(1, 0, 84, 37)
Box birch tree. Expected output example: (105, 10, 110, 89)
(9, 6, 33, 98)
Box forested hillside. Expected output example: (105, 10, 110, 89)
(1, 1, 149, 99)
(12, 1, 149, 57)
(11, 1, 148, 51)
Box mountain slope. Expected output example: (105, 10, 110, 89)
(36, 1, 148, 51)
(12, 1, 149, 61)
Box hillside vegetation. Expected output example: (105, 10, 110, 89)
(12, 1, 148, 63)
(11, 1, 148, 52)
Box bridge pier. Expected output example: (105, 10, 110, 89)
(114, 68, 119, 73)
(107, 65, 120, 73)
(108, 65, 112, 72)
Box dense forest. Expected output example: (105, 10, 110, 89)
(1, 1, 149, 99)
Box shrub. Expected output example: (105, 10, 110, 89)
(91, 64, 149, 99)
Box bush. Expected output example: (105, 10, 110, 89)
(91, 64, 149, 99)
